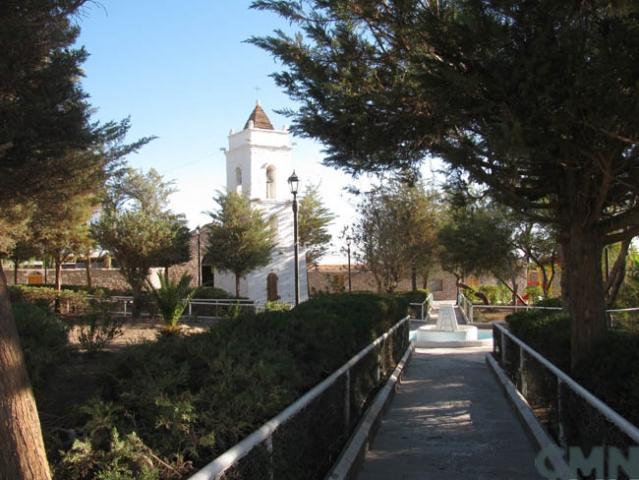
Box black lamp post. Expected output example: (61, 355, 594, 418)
(288, 171, 300, 305)
(196, 225, 201, 287)
(346, 236, 352, 293)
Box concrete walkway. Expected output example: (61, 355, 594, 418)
(356, 346, 542, 480)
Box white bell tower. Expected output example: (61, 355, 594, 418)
(216, 102, 308, 305)
(225, 101, 293, 202)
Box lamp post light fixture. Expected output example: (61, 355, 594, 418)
(346, 235, 352, 293)
(196, 225, 202, 287)
(288, 170, 300, 306)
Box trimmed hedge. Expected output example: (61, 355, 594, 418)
(46, 293, 410, 479)
(505, 308, 639, 437)
(9, 285, 90, 314)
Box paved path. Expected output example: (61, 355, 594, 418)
(357, 346, 542, 480)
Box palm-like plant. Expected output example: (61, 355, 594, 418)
(149, 272, 195, 334)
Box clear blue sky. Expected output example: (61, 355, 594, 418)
(75, 1, 439, 262)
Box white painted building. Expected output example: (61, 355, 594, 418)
(213, 102, 308, 304)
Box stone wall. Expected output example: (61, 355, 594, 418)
(307, 266, 460, 300)
(6, 268, 130, 290)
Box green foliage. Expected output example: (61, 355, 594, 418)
(477, 284, 511, 305)
(77, 298, 125, 354)
(264, 301, 292, 312)
(507, 308, 639, 429)
(506, 310, 571, 370)
(192, 286, 234, 300)
(439, 204, 520, 284)
(50, 293, 409, 478)
(12, 302, 69, 387)
(355, 180, 440, 293)
(9, 285, 89, 313)
(56, 427, 162, 480)
(575, 331, 639, 427)
(149, 273, 195, 333)
(206, 191, 276, 297)
(298, 184, 335, 266)
(524, 285, 544, 304)
(534, 297, 563, 308)
(253, 0, 639, 366)
(92, 168, 188, 316)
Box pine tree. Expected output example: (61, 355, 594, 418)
(253, 0, 639, 367)
(298, 184, 335, 267)
(206, 192, 276, 298)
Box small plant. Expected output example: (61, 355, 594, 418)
(78, 298, 125, 354)
(265, 300, 292, 312)
(149, 273, 195, 335)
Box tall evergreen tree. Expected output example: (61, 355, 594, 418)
(298, 184, 335, 267)
(253, 0, 639, 367)
(206, 192, 276, 298)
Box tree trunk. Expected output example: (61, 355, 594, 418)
(131, 280, 143, 319)
(85, 255, 92, 289)
(422, 270, 429, 290)
(13, 260, 18, 285)
(562, 226, 607, 370)
(411, 262, 417, 291)
(0, 263, 53, 479)
(235, 273, 240, 298)
(54, 258, 62, 292)
(604, 239, 631, 308)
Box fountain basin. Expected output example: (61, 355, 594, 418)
(414, 325, 483, 348)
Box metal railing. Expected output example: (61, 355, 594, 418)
(457, 292, 474, 323)
(493, 322, 639, 459)
(89, 295, 267, 318)
(409, 292, 433, 321)
(189, 316, 411, 480)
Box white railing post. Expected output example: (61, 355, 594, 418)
(123, 300, 127, 316)
(188, 301, 192, 317)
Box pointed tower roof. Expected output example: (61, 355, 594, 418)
(244, 101, 274, 130)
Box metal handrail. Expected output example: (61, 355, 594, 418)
(457, 292, 474, 323)
(189, 315, 411, 480)
(494, 322, 639, 444)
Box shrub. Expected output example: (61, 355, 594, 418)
(50, 293, 409, 478)
(524, 285, 543, 303)
(506, 309, 571, 369)
(149, 273, 195, 335)
(477, 284, 511, 304)
(192, 286, 236, 299)
(10, 285, 90, 314)
(575, 330, 639, 427)
(264, 301, 292, 312)
(13, 302, 69, 387)
(534, 297, 563, 308)
(77, 299, 125, 354)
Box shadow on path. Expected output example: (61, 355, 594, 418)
(356, 347, 542, 480)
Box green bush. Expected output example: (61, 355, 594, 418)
(534, 297, 563, 308)
(192, 286, 236, 299)
(477, 284, 511, 304)
(574, 330, 639, 427)
(506, 309, 571, 369)
(9, 285, 90, 314)
(50, 293, 409, 479)
(13, 302, 69, 387)
(524, 285, 543, 303)
(264, 300, 292, 312)
(77, 298, 125, 354)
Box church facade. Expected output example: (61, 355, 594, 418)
(184, 103, 309, 304)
